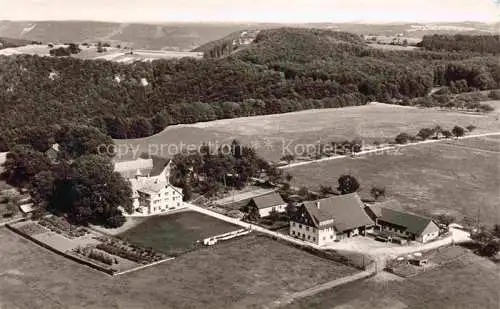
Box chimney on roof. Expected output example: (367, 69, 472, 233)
(316, 201, 320, 209)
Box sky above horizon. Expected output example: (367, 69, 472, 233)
(1, 0, 499, 23)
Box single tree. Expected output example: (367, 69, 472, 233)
(452, 125, 465, 138)
(298, 186, 310, 199)
(351, 139, 363, 153)
(337, 175, 360, 195)
(435, 214, 455, 226)
(244, 204, 260, 222)
(370, 186, 386, 201)
(281, 154, 295, 164)
(417, 128, 434, 140)
(478, 240, 500, 257)
(395, 133, 411, 144)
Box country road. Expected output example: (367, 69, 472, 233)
(279, 131, 500, 169)
(267, 268, 375, 309)
(185, 203, 323, 250)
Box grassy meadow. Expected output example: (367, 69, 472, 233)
(115, 102, 500, 161)
(0, 228, 357, 309)
(288, 139, 500, 225)
(283, 246, 499, 309)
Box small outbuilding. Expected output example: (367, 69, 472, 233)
(246, 192, 287, 217)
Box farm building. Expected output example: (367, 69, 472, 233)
(246, 192, 287, 217)
(114, 156, 184, 215)
(289, 193, 374, 246)
(365, 206, 440, 243)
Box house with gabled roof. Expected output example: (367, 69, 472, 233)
(365, 205, 439, 243)
(289, 193, 374, 246)
(247, 192, 287, 217)
(114, 156, 184, 215)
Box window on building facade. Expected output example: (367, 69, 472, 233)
(299, 224, 302, 229)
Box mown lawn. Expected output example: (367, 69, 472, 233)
(0, 228, 357, 309)
(288, 140, 500, 225)
(118, 210, 240, 255)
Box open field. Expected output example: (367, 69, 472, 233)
(115, 102, 500, 161)
(282, 246, 499, 309)
(118, 211, 241, 255)
(368, 43, 420, 51)
(0, 44, 202, 63)
(288, 139, 500, 225)
(0, 228, 357, 309)
(444, 136, 500, 153)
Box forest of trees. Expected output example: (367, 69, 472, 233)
(1, 125, 131, 227)
(419, 34, 500, 54)
(170, 140, 282, 199)
(0, 28, 499, 149)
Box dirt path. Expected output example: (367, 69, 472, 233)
(279, 132, 500, 169)
(268, 268, 375, 308)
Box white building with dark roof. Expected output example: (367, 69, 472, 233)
(247, 192, 287, 217)
(289, 193, 374, 246)
(114, 156, 184, 215)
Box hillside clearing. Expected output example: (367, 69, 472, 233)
(115, 102, 500, 161)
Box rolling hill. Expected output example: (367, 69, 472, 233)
(0, 20, 497, 52)
(0, 27, 498, 150)
(0, 21, 257, 51)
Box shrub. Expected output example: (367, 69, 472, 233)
(488, 90, 500, 100)
(370, 186, 386, 201)
(466, 125, 477, 132)
(452, 125, 465, 137)
(417, 127, 434, 140)
(96, 240, 165, 264)
(442, 130, 453, 138)
(395, 133, 412, 144)
(478, 103, 494, 112)
(88, 249, 114, 265)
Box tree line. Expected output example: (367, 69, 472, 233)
(419, 34, 500, 54)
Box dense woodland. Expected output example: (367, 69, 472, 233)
(0, 29, 499, 149)
(419, 34, 500, 54)
(1, 124, 132, 227)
